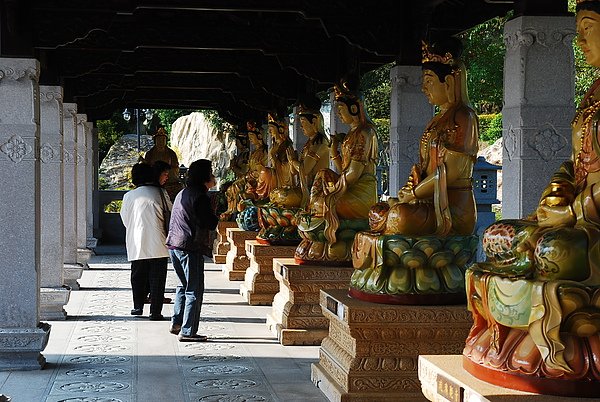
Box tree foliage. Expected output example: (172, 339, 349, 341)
(458, 15, 509, 114)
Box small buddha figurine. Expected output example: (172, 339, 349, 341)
(462, 1, 600, 395)
(294, 76, 378, 264)
(143, 127, 181, 200)
(349, 37, 479, 304)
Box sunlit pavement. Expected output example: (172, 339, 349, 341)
(0, 249, 327, 402)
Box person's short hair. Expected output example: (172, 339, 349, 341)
(152, 160, 171, 183)
(187, 159, 212, 188)
(131, 163, 153, 187)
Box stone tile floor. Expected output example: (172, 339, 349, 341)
(0, 251, 327, 402)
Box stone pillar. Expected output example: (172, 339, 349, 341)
(0, 58, 51, 370)
(92, 131, 101, 240)
(76, 114, 92, 266)
(39, 85, 70, 321)
(502, 16, 575, 218)
(388, 65, 434, 196)
(85, 122, 97, 248)
(62, 103, 83, 290)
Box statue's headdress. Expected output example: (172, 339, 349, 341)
(296, 94, 321, 118)
(576, 0, 600, 11)
(267, 112, 285, 128)
(421, 41, 454, 65)
(153, 127, 168, 138)
(333, 77, 360, 103)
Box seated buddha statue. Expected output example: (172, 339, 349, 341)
(142, 127, 182, 200)
(255, 112, 303, 244)
(220, 131, 249, 221)
(231, 121, 268, 231)
(462, 1, 600, 396)
(286, 95, 330, 209)
(294, 77, 378, 264)
(349, 37, 479, 304)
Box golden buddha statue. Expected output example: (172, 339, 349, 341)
(287, 95, 330, 209)
(257, 101, 330, 245)
(238, 121, 269, 204)
(349, 37, 479, 304)
(220, 130, 249, 221)
(142, 127, 182, 200)
(462, 2, 600, 395)
(294, 77, 378, 264)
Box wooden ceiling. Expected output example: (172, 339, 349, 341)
(0, 0, 567, 124)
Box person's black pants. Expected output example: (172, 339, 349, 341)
(131, 257, 168, 316)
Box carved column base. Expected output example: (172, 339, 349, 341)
(40, 287, 71, 321)
(0, 323, 51, 370)
(311, 289, 472, 401)
(213, 221, 238, 264)
(63, 263, 83, 290)
(223, 228, 256, 281)
(86, 237, 98, 249)
(240, 240, 297, 306)
(77, 248, 93, 268)
(266, 259, 354, 346)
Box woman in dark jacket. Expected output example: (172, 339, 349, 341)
(166, 159, 218, 341)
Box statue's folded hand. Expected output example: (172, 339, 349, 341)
(536, 203, 576, 228)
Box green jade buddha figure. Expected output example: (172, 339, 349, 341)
(462, 1, 600, 396)
(295, 77, 378, 265)
(255, 112, 303, 244)
(350, 37, 479, 304)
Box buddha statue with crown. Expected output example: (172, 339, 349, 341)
(349, 37, 479, 304)
(294, 77, 378, 264)
(255, 112, 304, 244)
(461, 1, 600, 396)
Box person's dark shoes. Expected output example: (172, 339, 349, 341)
(149, 314, 165, 321)
(130, 308, 143, 316)
(169, 324, 181, 335)
(178, 334, 208, 342)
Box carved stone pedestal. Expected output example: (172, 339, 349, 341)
(213, 221, 238, 264)
(240, 241, 296, 306)
(223, 228, 256, 281)
(311, 289, 472, 402)
(63, 263, 84, 290)
(0, 323, 51, 370)
(40, 287, 71, 321)
(77, 247, 93, 268)
(266, 259, 354, 346)
(418, 355, 584, 402)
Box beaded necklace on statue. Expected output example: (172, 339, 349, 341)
(574, 78, 600, 192)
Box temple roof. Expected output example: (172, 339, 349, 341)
(0, 0, 567, 123)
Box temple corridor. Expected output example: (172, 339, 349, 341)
(0, 249, 326, 402)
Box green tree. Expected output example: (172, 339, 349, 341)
(155, 109, 195, 133)
(459, 15, 509, 114)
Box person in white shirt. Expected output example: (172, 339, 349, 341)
(120, 162, 172, 320)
